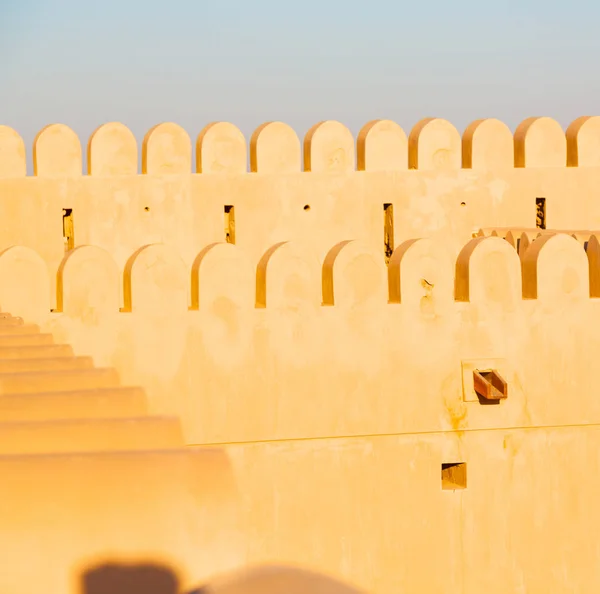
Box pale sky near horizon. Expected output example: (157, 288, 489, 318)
(1, 0, 599, 170)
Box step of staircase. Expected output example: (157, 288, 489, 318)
(0, 356, 94, 373)
(0, 416, 184, 454)
(0, 316, 24, 327)
(0, 323, 41, 335)
(0, 344, 74, 359)
(0, 387, 149, 421)
(0, 333, 55, 347)
(0, 368, 120, 394)
(0, 311, 235, 594)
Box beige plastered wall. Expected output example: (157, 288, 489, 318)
(2, 115, 600, 592)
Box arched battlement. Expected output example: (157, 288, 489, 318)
(408, 118, 461, 171)
(514, 117, 566, 168)
(88, 122, 137, 176)
(455, 236, 521, 309)
(56, 246, 119, 315)
(191, 242, 254, 310)
(303, 121, 354, 173)
(122, 244, 188, 312)
(0, 126, 26, 178)
(322, 240, 387, 307)
(388, 238, 453, 316)
(566, 116, 600, 167)
(250, 122, 300, 174)
(0, 246, 50, 323)
(357, 119, 408, 171)
(33, 124, 82, 177)
(190, 242, 254, 365)
(522, 233, 589, 300)
(462, 118, 513, 171)
(197, 122, 247, 174)
(256, 241, 321, 310)
(142, 123, 192, 175)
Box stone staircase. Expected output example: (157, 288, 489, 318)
(0, 312, 241, 594)
(0, 312, 184, 454)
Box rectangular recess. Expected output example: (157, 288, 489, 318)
(442, 463, 467, 490)
(474, 369, 508, 401)
(62, 208, 74, 252)
(461, 358, 508, 402)
(536, 197, 546, 230)
(224, 205, 235, 244)
(383, 203, 394, 265)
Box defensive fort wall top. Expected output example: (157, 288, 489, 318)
(2, 117, 600, 443)
(1, 115, 600, 314)
(2, 115, 600, 177)
(0, 117, 600, 305)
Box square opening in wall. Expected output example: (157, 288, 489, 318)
(441, 463, 467, 490)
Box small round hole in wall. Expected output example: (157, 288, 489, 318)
(460, 202, 466, 207)
(144, 206, 150, 212)
(304, 204, 311, 211)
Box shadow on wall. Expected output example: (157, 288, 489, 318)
(81, 563, 364, 594)
(82, 564, 180, 594)
(189, 564, 365, 594)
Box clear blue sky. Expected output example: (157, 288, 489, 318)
(1, 0, 599, 165)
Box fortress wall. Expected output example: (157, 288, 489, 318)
(3, 117, 600, 594)
(1, 116, 600, 442)
(221, 424, 600, 594)
(0, 232, 598, 443)
(0, 447, 244, 594)
(2, 117, 600, 286)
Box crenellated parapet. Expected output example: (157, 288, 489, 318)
(2, 115, 600, 445)
(4, 105, 600, 594)
(2, 115, 600, 300)
(1, 230, 597, 323)
(4, 116, 600, 177)
(0, 228, 594, 445)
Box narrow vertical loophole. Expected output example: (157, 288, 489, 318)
(62, 208, 74, 252)
(383, 203, 394, 265)
(224, 205, 235, 244)
(536, 197, 546, 230)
